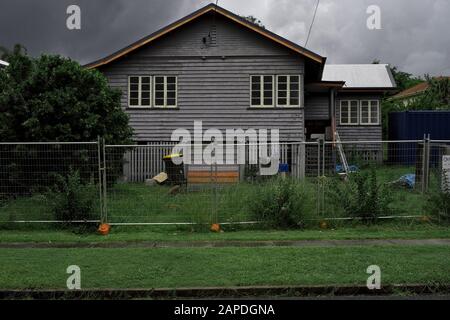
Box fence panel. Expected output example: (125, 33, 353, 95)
(320, 140, 429, 221)
(0, 142, 101, 223)
(104, 142, 319, 225)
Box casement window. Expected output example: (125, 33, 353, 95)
(340, 100, 359, 125)
(128, 76, 151, 107)
(276, 75, 300, 107)
(360, 100, 380, 125)
(251, 75, 274, 107)
(154, 76, 177, 108)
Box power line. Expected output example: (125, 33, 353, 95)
(305, 0, 320, 48)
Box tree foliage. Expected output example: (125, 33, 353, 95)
(0, 50, 133, 144)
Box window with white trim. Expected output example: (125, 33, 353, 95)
(251, 75, 274, 107)
(154, 76, 177, 107)
(128, 76, 151, 107)
(340, 100, 359, 125)
(277, 75, 300, 107)
(360, 100, 379, 125)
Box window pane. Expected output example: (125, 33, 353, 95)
(251, 76, 260, 85)
(141, 91, 150, 99)
(278, 76, 287, 83)
(141, 98, 150, 106)
(167, 91, 176, 99)
(130, 98, 139, 106)
(289, 97, 299, 105)
(252, 91, 260, 98)
(278, 83, 287, 91)
(290, 82, 299, 91)
(263, 98, 272, 105)
(155, 98, 164, 106)
(167, 98, 176, 106)
(141, 77, 150, 84)
(130, 91, 138, 99)
(130, 77, 139, 84)
(167, 77, 176, 84)
(155, 84, 164, 91)
(350, 102, 358, 123)
(130, 84, 139, 91)
(278, 98, 287, 105)
(278, 91, 287, 98)
(155, 77, 164, 84)
(155, 91, 164, 99)
(263, 76, 272, 83)
(252, 98, 261, 105)
(341, 101, 349, 123)
(264, 82, 272, 91)
(264, 90, 272, 98)
(142, 84, 150, 91)
(290, 75, 299, 83)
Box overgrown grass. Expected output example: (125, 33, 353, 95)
(0, 222, 448, 243)
(0, 165, 444, 228)
(0, 245, 449, 289)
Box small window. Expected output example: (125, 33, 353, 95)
(251, 75, 274, 107)
(154, 76, 177, 108)
(128, 76, 151, 107)
(340, 100, 359, 125)
(277, 75, 300, 107)
(360, 100, 379, 125)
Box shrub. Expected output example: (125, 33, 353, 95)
(327, 168, 392, 222)
(247, 177, 308, 229)
(427, 176, 450, 222)
(46, 170, 98, 229)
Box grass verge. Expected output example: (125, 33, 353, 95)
(0, 245, 449, 289)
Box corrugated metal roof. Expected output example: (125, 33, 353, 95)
(0, 59, 9, 67)
(322, 64, 396, 88)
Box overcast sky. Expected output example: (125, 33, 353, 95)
(1, 0, 449, 76)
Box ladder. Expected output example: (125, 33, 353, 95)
(335, 131, 349, 175)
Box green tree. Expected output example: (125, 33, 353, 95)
(241, 15, 265, 29)
(0, 52, 133, 144)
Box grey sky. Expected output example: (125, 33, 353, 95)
(1, 0, 449, 76)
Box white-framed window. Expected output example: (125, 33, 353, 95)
(360, 100, 380, 125)
(128, 76, 151, 107)
(154, 76, 177, 108)
(250, 75, 274, 107)
(340, 100, 359, 125)
(276, 75, 300, 107)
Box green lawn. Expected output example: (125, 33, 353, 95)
(0, 245, 449, 289)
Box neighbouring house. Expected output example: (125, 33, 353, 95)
(390, 77, 450, 106)
(86, 4, 396, 178)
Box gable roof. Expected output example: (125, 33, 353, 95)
(392, 77, 450, 99)
(322, 64, 396, 89)
(85, 3, 326, 69)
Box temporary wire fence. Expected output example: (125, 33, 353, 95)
(1, 139, 449, 226)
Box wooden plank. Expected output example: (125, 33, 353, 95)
(188, 171, 239, 178)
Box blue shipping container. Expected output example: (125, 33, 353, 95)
(388, 111, 450, 165)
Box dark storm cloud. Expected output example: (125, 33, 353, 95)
(0, 0, 206, 64)
(1, 0, 449, 75)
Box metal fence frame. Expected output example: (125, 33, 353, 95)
(1, 138, 450, 225)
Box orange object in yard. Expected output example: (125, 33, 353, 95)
(98, 223, 111, 235)
(210, 223, 221, 232)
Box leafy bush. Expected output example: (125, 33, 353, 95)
(427, 176, 450, 222)
(327, 169, 392, 222)
(247, 178, 308, 229)
(46, 170, 98, 228)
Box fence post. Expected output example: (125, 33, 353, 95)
(97, 136, 104, 223)
(425, 134, 431, 192)
(101, 137, 108, 223)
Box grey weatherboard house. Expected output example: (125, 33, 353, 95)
(86, 4, 396, 177)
